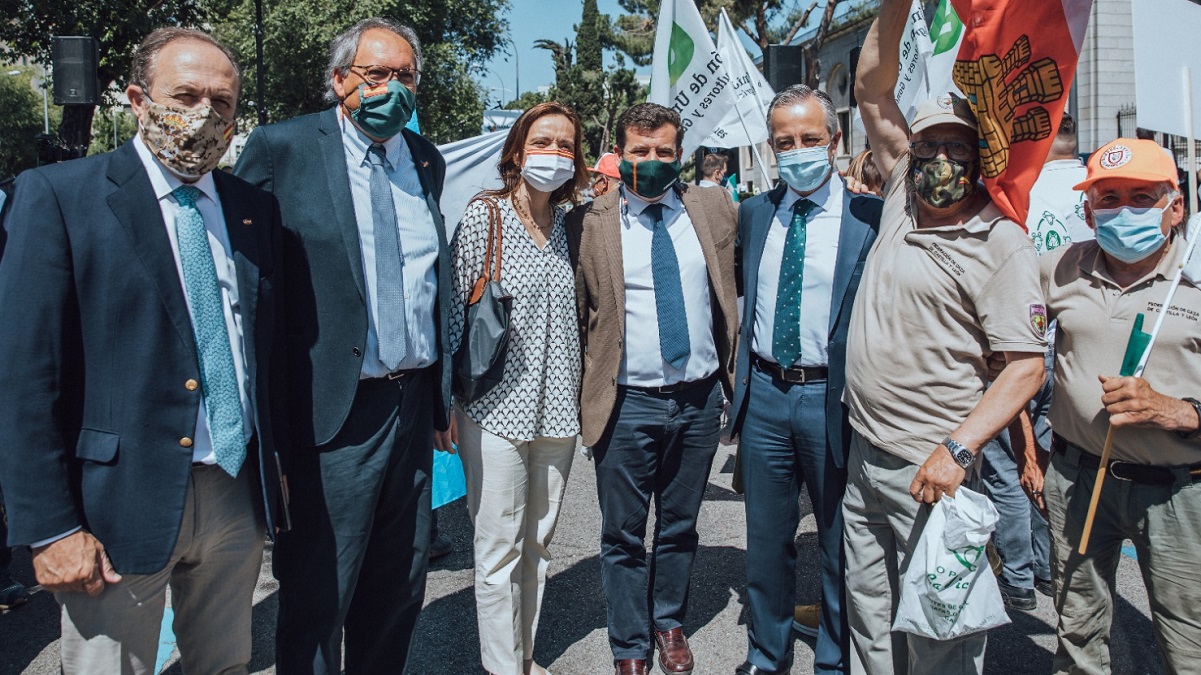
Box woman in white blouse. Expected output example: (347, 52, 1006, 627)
(449, 102, 588, 675)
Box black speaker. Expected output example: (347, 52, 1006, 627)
(52, 36, 100, 105)
(763, 45, 805, 93)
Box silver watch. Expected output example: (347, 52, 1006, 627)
(942, 436, 975, 469)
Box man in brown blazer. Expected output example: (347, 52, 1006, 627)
(566, 103, 739, 675)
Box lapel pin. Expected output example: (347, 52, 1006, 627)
(421, 161, 429, 168)
(243, 218, 253, 225)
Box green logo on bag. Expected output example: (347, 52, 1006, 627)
(668, 22, 694, 86)
(952, 545, 984, 571)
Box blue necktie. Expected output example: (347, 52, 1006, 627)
(173, 185, 245, 477)
(645, 203, 690, 370)
(368, 143, 408, 370)
(772, 198, 816, 368)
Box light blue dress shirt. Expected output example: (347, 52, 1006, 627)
(752, 175, 845, 367)
(618, 186, 719, 387)
(340, 114, 440, 376)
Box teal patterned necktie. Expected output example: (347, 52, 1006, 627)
(368, 143, 408, 370)
(173, 185, 245, 477)
(771, 198, 816, 368)
(645, 203, 690, 370)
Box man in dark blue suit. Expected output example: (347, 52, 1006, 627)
(0, 28, 286, 672)
(729, 85, 880, 675)
(235, 17, 452, 674)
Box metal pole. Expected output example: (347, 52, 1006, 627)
(42, 63, 50, 135)
(514, 41, 520, 98)
(1185, 66, 1197, 215)
(255, 0, 267, 126)
(113, 106, 118, 149)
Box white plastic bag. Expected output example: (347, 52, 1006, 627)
(892, 487, 1011, 640)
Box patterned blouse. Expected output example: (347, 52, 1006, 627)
(449, 196, 581, 441)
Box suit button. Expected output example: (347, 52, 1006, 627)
(180, 437, 193, 448)
(353, 347, 362, 357)
(185, 379, 199, 391)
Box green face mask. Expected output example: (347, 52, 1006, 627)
(348, 80, 416, 139)
(619, 158, 681, 199)
(911, 156, 975, 209)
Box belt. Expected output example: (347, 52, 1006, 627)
(1051, 434, 1201, 486)
(624, 373, 716, 396)
(362, 367, 426, 385)
(752, 353, 828, 384)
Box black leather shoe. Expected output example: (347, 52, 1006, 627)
(735, 662, 787, 675)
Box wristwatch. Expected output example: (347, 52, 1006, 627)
(942, 436, 975, 468)
(1177, 397, 1201, 440)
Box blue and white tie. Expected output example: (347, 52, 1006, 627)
(173, 185, 245, 477)
(772, 199, 816, 368)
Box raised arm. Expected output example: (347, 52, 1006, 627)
(854, 0, 914, 178)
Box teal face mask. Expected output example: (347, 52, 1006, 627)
(1092, 204, 1169, 263)
(348, 80, 416, 139)
(619, 158, 681, 199)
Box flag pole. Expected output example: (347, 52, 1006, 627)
(1078, 220, 1201, 555)
(1186, 66, 1197, 216)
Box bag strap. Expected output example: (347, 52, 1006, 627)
(468, 196, 504, 304)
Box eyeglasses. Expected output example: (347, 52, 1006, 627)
(909, 140, 975, 161)
(350, 64, 421, 87)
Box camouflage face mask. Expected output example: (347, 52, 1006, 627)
(140, 96, 235, 178)
(911, 156, 975, 209)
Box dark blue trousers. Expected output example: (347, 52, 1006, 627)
(592, 378, 724, 661)
(741, 365, 848, 674)
(274, 371, 434, 675)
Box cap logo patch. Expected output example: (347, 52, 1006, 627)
(1100, 144, 1132, 170)
(937, 95, 954, 109)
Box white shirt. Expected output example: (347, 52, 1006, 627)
(1026, 159, 1094, 256)
(618, 186, 719, 386)
(134, 135, 253, 464)
(752, 176, 844, 367)
(340, 113, 440, 377)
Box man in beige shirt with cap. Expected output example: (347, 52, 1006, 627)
(1034, 138, 1201, 675)
(846, 2, 1048, 672)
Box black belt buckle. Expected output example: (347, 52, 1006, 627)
(1109, 460, 1173, 486)
(1107, 460, 1136, 482)
(386, 369, 414, 381)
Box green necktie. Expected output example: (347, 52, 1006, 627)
(771, 199, 816, 367)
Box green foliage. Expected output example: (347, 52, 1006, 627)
(211, 0, 509, 143)
(86, 108, 139, 156)
(537, 3, 645, 163)
(505, 90, 550, 111)
(0, 68, 49, 178)
(0, 0, 223, 150)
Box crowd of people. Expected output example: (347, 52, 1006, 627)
(0, 0, 1198, 673)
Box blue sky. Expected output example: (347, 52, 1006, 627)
(478, 0, 648, 104)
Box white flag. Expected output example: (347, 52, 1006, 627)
(894, 0, 935, 122)
(701, 9, 774, 149)
(925, 0, 965, 100)
(1184, 214, 1201, 285)
(649, 0, 742, 157)
(436, 129, 507, 234)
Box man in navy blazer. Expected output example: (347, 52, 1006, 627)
(235, 17, 452, 674)
(729, 85, 880, 675)
(0, 28, 286, 672)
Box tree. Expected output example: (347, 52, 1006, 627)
(607, 0, 847, 87)
(0, 68, 49, 178)
(0, 0, 222, 152)
(211, 0, 509, 143)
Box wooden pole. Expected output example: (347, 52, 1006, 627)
(1077, 425, 1115, 555)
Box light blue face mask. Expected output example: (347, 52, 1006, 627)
(776, 145, 832, 194)
(1092, 204, 1169, 263)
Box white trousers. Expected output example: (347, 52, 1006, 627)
(455, 409, 576, 675)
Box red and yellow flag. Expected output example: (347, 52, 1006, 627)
(949, 0, 1092, 226)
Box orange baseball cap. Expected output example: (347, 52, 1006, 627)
(1073, 138, 1178, 191)
(589, 152, 621, 179)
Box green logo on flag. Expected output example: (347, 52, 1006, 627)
(931, 0, 963, 55)
(668, 22, 694, 86)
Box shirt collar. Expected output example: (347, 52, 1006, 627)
(133, 134, 218, 205)
(779, 172, 842, 216)
(622, 183, 682, 218)
(338, 107, 408, 169)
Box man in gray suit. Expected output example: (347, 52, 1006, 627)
(235, 17, 452, 673)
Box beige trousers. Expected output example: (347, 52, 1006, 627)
(842, 431, 988, 675)
(58, 464, 265, 675)
(455, 409, 576, 675)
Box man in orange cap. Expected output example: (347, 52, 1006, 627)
(1030, 137, 1201, 674)
(589, 152, 621, 198)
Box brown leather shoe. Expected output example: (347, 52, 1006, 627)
(614, 659, 649, 675)
(654, 627, 694, 674)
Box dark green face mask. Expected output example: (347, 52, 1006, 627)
(911, 156, 975, 209)
(619, 158, 681, 199)
(348, 80, 416, 139)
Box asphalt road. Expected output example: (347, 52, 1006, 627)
(0, 442, 1166, 674)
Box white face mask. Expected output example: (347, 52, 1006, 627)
(521, 150, 576, 193)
